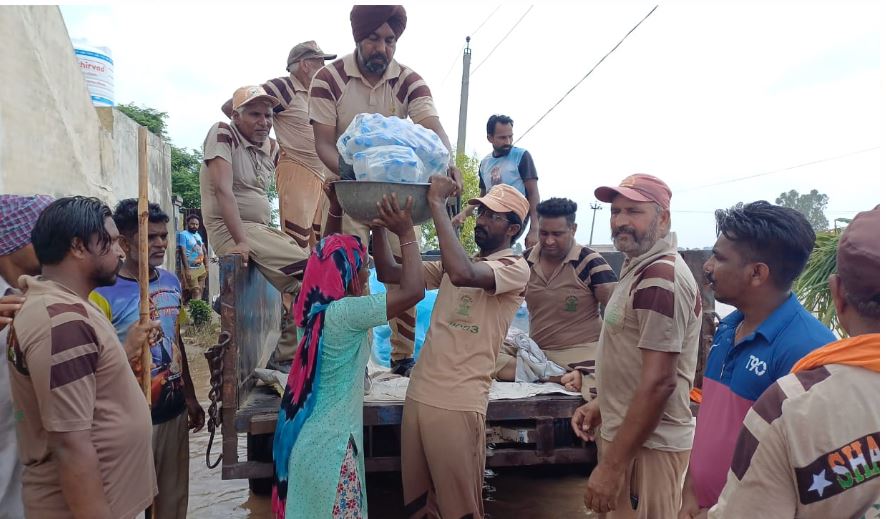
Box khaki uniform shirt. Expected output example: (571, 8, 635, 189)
(407, 250, 530, 415)
(6, 276, 155, 519)
(711, 362, 880, 519)
(262, 74, 329, 179)
(308, 51, 438, 137)
(199, 121, 279, 238)
(597, 233, 702, 452)
(523, 244, 617, 350)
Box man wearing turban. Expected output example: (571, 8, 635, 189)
(0, 194, 54, 518)
(309, 5, 463, 377)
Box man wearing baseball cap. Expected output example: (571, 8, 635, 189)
(201, 85, 310, 372)
(0, 194, 54, 518)
(373, 178, 530, 517)
(309, 5, 463, 376)
(572, 173, 703, 517)
(222, 40, 337, 250)
(710, 205, 880, 519)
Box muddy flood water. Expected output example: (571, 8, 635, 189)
(184, 343, 592, 518)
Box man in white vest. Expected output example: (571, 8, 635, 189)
(453, 114, 540, 248)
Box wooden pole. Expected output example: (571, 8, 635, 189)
(137, 127, 151, 404)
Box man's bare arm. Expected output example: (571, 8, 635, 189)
(600, 349, 679, 468)
(428, 177, 496, 290)
(49, 430, 114, 519)
(312, 122, 340, 177)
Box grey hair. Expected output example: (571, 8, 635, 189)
(654, 204, 671, 233)
(842, 283, 880, 320)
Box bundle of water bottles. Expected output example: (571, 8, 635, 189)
(337, 113, 450, 183)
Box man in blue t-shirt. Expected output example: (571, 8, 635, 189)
(91, 199, 204, 519)
(177, 214, 208, 301)
(678, 201, 835, 519)
(453, 114, 540, 248)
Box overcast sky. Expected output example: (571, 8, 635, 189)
(60, 1, 881, 249)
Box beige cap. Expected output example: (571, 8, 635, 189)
(232, 85, 279, 110)
(468, 184, 530, 221)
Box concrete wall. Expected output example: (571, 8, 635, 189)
(1, 6, 176, 272)
(0, 5, 105, 197)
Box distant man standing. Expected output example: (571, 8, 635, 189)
(454, 114, 541, 248)
(494, 197, 617, 402)
(222, 40, 337, 248)
(7, 196, 157, 518)
(177, 214, 208, 301)
(0, 194, 54, 519)
(572, 174, 702, 518)
(678, 201, 835, 518)
(710, 205, 880, 518)
(92, 199, 205, 519)
(309, 4, 462, 376)
(201, 85, 310, 372)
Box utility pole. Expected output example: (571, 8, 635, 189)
(588, 202, 602, 246)
(456, 36, 471, 156)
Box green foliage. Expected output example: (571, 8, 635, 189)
(171, 146, 202, 208)
(775, 189, 830, 232)
(794, 229, 844, 337)
(188, 299, 212, 328)
(421, 154, 481, 256)
(117, 103, 204, 209)
(117, 103, 169, 138)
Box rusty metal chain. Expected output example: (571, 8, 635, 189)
(203, 331, 230, 469)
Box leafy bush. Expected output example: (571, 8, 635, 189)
(794, 229, 843, 337)
(188, 299, 212, 328)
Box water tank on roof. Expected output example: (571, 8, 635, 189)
(72, 39, 115, 107)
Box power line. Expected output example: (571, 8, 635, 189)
(674, 147, 880, 193)
(441, 4, 502, 84)
(471, 3, 502, 37)
(441, 50, 463, 84)
(471, 5, 534, 75)
(516, 4, 659, 144)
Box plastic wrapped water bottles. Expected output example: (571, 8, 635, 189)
(353, 146, 425, 182)
(337, 113, 450, 182)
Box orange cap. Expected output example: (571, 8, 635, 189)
(594, 173, 672, 210)
(232, 85, 279, 111)
(468, 184, 529, 221)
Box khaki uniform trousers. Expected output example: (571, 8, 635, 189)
(146, 411, 189, 519)
(400, 398, 486, 519)
(208, 221, 309, 363)
(593, 437, 690, 519)
(276, 154, 328, 250)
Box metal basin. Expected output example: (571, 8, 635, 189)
(333, 181, 432, 225)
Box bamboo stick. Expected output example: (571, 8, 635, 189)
(137, 127, 151, 403)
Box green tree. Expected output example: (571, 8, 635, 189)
(421, 154, 481, 255)
(118, 103, 205, 208)
(171, 146, 202, 208)
(775, 189, 830, 232)
(117, 103, 169, 138)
